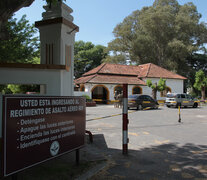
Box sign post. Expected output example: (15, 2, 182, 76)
(122, 84, 129, 155)
(2, 95, 85, 177)
(178, 105, 181, 123)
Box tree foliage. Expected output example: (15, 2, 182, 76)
(74, 41, 107, 78)
(0, 15, 39, 63)
(185, 53, 207, 94)
(0, 84, 40, 94)
(108, 0, 207, 75)
(102, 54, 126, 64)
(0, 0, 34, 40)
(193, 70, 207, 100)
(146, 78, 166, 99)
(0, 0, 64, 40)
(0, 15, 40, 94)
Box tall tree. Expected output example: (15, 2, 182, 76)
(102, 54, 127, 64)
(0, 15, 40, 94)
(0, 15, 39, 63)
(193, 70, 207, 100)
(146, 78, 166, 99)
(74, 41, 107, 78)
(108, 0, 207, 75)
(185, 53, 207, 93)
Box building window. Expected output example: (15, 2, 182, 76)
(132, 86, 142, 94)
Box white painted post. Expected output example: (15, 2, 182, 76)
(122, 84, 128, 155)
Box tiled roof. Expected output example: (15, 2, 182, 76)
(75, 74, 146, 85)
(75, 63, 187, 85)
(138, 63, 187, 80)
(74, 74, 96, 84)
(83, 63, 139, 76)
(83, 64, 106, 76)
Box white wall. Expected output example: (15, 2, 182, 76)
(84, 83, 147, 100)
(0, 68, 72, 96)
(74, 91, 91, 98)
(144, 78, 184, 100)
(81, 78, 184, 101)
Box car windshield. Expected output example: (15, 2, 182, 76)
(166, 93, 176, 98)
(128, 95, 139, 99)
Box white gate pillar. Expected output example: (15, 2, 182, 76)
(35, 2, 79, 96)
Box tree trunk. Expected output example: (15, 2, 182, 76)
(0, 0, 35, 40)
(152, 89, 157, 100)
(201, 86, 206, 101)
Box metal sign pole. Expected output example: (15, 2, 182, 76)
(122, 84, 129, 155)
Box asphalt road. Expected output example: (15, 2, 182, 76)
(85, 104, 207, 179)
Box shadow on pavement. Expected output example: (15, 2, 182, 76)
(1, 134, 207, 179)
(88, 134, 207, 180)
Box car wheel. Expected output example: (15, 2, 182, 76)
(193, 103, 198, 108)
(137, 104, 143, 110)
(167, 105, 171, 108)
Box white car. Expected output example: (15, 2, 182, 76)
(165, 93, 199, 108)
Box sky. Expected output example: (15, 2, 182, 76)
(14, 0, 207, 47)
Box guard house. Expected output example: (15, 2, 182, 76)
(75, 63, 187, 103)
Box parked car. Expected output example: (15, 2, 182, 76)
(165, 93, 199, 108)
(128, 94, 159, 110)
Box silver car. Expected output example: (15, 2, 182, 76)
(165, 93, 199, 108)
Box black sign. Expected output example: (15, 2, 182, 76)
(2, 96, 86, 176)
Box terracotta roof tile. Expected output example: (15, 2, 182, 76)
(138, 63, 187, 79)
(83, 64, 106, 76)
(75, 74, 146, 85)
(74, 74, 96, 84)
(83, 63, 139, 76)
(76, 63, 186, 85)
(99, 64, 139, 76)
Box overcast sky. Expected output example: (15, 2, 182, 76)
(14, 0, 207, 46)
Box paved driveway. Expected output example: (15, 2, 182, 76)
(85, 105, 207, 179)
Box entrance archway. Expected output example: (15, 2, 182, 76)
(132, 86, 142, 94)
(91, 85, 109, 104)
(114, 85, 123, 95)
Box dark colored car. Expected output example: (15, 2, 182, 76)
(128, 94, 159, 110)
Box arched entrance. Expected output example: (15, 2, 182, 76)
(91, 85, 109, 104)
(114, 85, 123, 96)
(132, 86, 142, 94)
